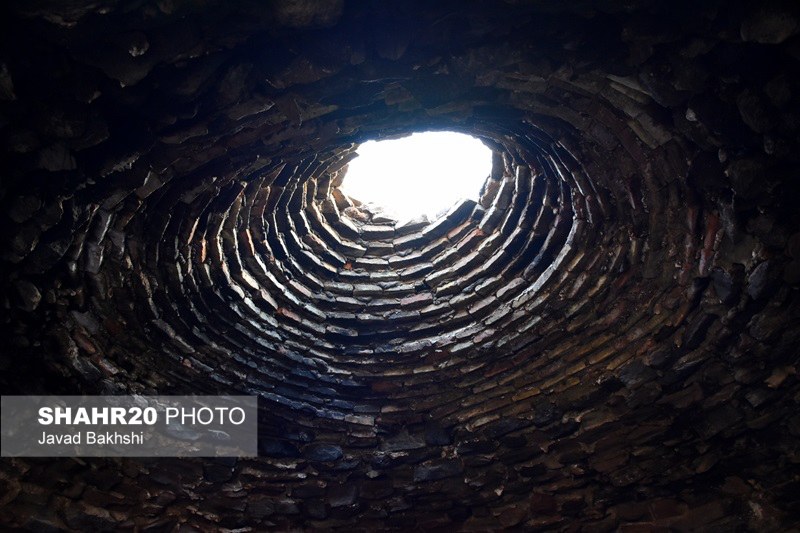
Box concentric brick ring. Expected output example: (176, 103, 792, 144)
(102, 98, 680, 438)
(43, 57, 711, 468)
(6, 1, 800, 530)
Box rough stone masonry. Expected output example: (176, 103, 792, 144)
(1, 0, 799, 531)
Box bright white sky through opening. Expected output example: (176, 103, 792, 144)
(340, 132, 492, 222)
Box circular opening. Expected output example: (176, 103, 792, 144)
(339, 131, 493, 222)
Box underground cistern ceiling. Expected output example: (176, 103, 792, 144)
(1, 0, 800, 530)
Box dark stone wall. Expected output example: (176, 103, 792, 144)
(1, 0, 799, 530)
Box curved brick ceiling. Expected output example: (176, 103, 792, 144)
(1, 0, 800, 530)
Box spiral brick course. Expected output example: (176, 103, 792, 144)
(1, 0, 800, 530)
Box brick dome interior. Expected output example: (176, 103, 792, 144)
(1, 0, 800, 530)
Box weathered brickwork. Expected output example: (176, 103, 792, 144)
(1, 0, 799, 530)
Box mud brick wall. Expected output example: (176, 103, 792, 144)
(1, 0, 799, 530)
